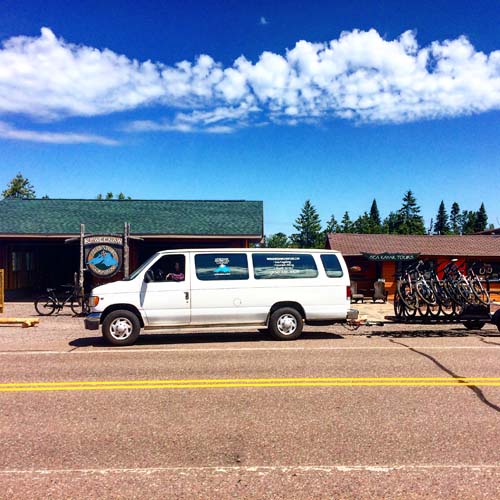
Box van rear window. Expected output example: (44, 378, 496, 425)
(321, 254, 343, 278)
(252, 253, 318, 279)
(195, 253, 249, 281)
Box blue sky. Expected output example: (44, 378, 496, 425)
(0, 0, 499, 234)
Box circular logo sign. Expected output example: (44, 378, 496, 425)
(86, 245, 121, 277)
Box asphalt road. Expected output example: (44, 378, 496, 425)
(1, 310, 500, 499)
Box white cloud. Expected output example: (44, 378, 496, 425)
(0, 27, 499, 133)
(0, 121, 118, 145)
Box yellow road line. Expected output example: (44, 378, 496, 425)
(1, 377, 500, 392)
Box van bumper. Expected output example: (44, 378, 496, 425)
(84, 313, 101, 331)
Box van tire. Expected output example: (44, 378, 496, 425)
(269, 307, 303, 340)
(102, 310, 141, 346)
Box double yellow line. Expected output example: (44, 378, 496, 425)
(1, 377, 500, 392)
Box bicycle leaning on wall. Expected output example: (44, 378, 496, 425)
(34, 285, 89, 316)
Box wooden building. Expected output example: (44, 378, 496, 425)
(0, 198, 263, 298)
(326, 233, 500, 300)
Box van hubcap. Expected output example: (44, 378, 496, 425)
(109, 317, 133, 340)
(277, 314, 297, 335)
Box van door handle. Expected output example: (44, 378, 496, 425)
(184, 292, 189, 301)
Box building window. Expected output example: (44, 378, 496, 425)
(11, 251, 35, 272)
(252, 253, 318, 279)
(195, 253, 249, 281)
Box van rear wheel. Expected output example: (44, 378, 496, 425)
(269, 307, 303, 340)
(102, 310, 141, 346)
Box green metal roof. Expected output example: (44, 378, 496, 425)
(0, 199, 263, 237)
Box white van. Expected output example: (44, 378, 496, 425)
(84, 248, 352, 345)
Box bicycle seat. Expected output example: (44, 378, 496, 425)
(46, 288, 55, 292)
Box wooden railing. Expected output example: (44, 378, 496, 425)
(0, 269, 4, 313)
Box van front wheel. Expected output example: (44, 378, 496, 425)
(102, 310, 141, 346)
(269, 307, 303, 340)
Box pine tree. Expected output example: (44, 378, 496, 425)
(325, 214, 340, 234)
(474, 203, 488, 232)
(2, 173, 36, 199)
(369, 199, 382, 233)
(461, 210, 476, 235)
(290, 200, 323, 248)
(433, 201, 450, 235)
(353, 212, 371, 233)
(340, 211, 354, 233)
(450, 202, 461, 234)
(395, 190, 426, 235)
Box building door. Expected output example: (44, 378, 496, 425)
(140, 254, 191, 326)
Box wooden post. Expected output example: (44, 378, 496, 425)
(0, 269, 4, 314)
(124, 222, 130, 279)
(79, 224, 85, 294)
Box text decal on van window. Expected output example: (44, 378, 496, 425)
(195, 254, 249, 281)
(252, 254, 318, 279)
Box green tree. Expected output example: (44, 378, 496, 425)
(450, 202, 461, 234)
(96, 193, 103, 200)
(266, 232, 290, 248)
(2, 173, 36, 199)
(325, 214, 340, 234)
(382, 211, 399, 234)
(290, 200, 323, 248)
(340, 211, 354, 233)
(369, 199, 382, 233)
(395, 190, 425, 235)
(474, 203, 488, 232)
(461, 210, 476, 235)
(105, 192, 114, 200)
(433, 201, 450, 235)
(353, 212, 371, 233)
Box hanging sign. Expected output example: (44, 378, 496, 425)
(84, 235, 123, 277)
(361, 252, 420, 262)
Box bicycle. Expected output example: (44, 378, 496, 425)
(395, 263, 419, 316)
(467, 262, 490, 305)
(34, 285, 90, 316)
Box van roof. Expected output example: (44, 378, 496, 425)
(156, 248, 341, 255)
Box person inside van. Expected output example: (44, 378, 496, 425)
(167, 261, 185, 282)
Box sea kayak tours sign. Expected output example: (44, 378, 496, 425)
(361, 252, 420, 262)
(84, 235, 123, 277)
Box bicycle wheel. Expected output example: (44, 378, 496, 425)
(416, 281, 437, 306)
(393, 293, 406, 319)
(34, 296, 57, 315)
(470, 279, 490, 305)
(70, 293, 91, 316)
(397, 280, 418, 311)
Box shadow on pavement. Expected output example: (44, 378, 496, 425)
(389, 339, 500, 413)
(69, 330, 344, 348)
(366, 329, 470, 338)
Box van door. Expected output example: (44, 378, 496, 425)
(190, 252, 259, 324)
(140, 253, 191, 326)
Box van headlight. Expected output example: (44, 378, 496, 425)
(89, 295, 100, 307)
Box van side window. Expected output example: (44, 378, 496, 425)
(320, 254, 344, 278)
(252, 253, 318, 279)
(148, 255, 185, 282)
(195, 253, 249, 281)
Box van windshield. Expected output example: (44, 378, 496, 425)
(124, 254, 158, 281)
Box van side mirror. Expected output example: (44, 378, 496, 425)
(144, 270, 153, 283)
